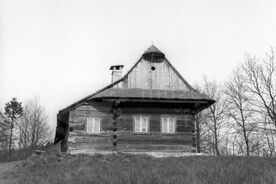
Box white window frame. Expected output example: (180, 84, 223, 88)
(86, 117, 101, 134)
(133, 115, 149, 133)
(161, 116, 176, 134)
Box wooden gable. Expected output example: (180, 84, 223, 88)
(121, 58, 190, 90)
(116, 45, 193, 91)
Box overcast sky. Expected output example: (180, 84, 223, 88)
(1, 0, 276, 133)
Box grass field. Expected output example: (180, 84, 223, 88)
(2, 153, 276, 184)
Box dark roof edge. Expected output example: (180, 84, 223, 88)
(120, 56, 142, 80)
(165, 58, 196, 92)
(58, 78, 123, 114)
(58, 56, 143, 114)
(92, 96, 215, 103)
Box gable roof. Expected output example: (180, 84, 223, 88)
(59, 45, 215, 114)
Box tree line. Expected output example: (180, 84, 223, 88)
(0, 97, 50, 158)
(196, 48, 276, 156)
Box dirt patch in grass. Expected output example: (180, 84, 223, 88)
(2, 153, 276, 184)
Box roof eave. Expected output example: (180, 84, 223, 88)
(58, 78, 124, 114)
(92, 96, 215, 104)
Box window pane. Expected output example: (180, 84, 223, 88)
(142, 117, 147, 123)
(135, 117, 140, 132)
(92, 119, 95, 133)
(162, 118, 167, 133)
(87, 118, 93, 133)
(169, 120, 174, 133)
(135, 117, 139, 123)
(138, 121, 142, 132)
(92, 119, 95, 132)
(142, 121, 146, 132)
(94, 119, 100, 133)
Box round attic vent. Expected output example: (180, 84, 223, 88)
(151, 66, 156, 71)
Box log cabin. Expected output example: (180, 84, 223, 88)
(54, 44, 215, 154)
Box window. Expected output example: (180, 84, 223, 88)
(161, 117, 176, 133)
(134, 116, 149, 133)
(87, 117, 101, 134)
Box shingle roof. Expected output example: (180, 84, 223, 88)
(143, 44, 165, 59)
(90, 88, 212, 101)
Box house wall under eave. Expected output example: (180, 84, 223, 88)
(67, 101, 196, 154)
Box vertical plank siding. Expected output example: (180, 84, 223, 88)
(68, 102, 196, 154)
(121, 59, 190, 91)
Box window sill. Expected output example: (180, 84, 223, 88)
(86, 132, 101, 135)
(160, 132, 176, 135)
(133, 132, 150, 135)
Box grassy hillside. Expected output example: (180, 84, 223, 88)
(2, 153, 276, 184)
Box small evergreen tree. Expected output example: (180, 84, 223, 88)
(4, 97, 23, 151)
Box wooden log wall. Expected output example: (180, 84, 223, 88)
(67, 101, 196, 154)
(68, 102, 113, 154)
(117, 107, 195, 152)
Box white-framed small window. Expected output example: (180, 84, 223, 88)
(161, 116, 176, 133)
(134, 116, 149, 133)
(87, 117, 101, 134)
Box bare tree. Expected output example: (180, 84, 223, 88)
(256, 115, 276, 156)
(225, 68, 256, 156)
(200, 78, 229, 156)
(194, 84, 215, 154)
(194, 112, 209, 153)
(18, 97, 50, 149)
(242, 48, 276, 133)
(195, 111, 219, 154)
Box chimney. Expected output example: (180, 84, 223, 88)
(110, 65, 124, 84)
